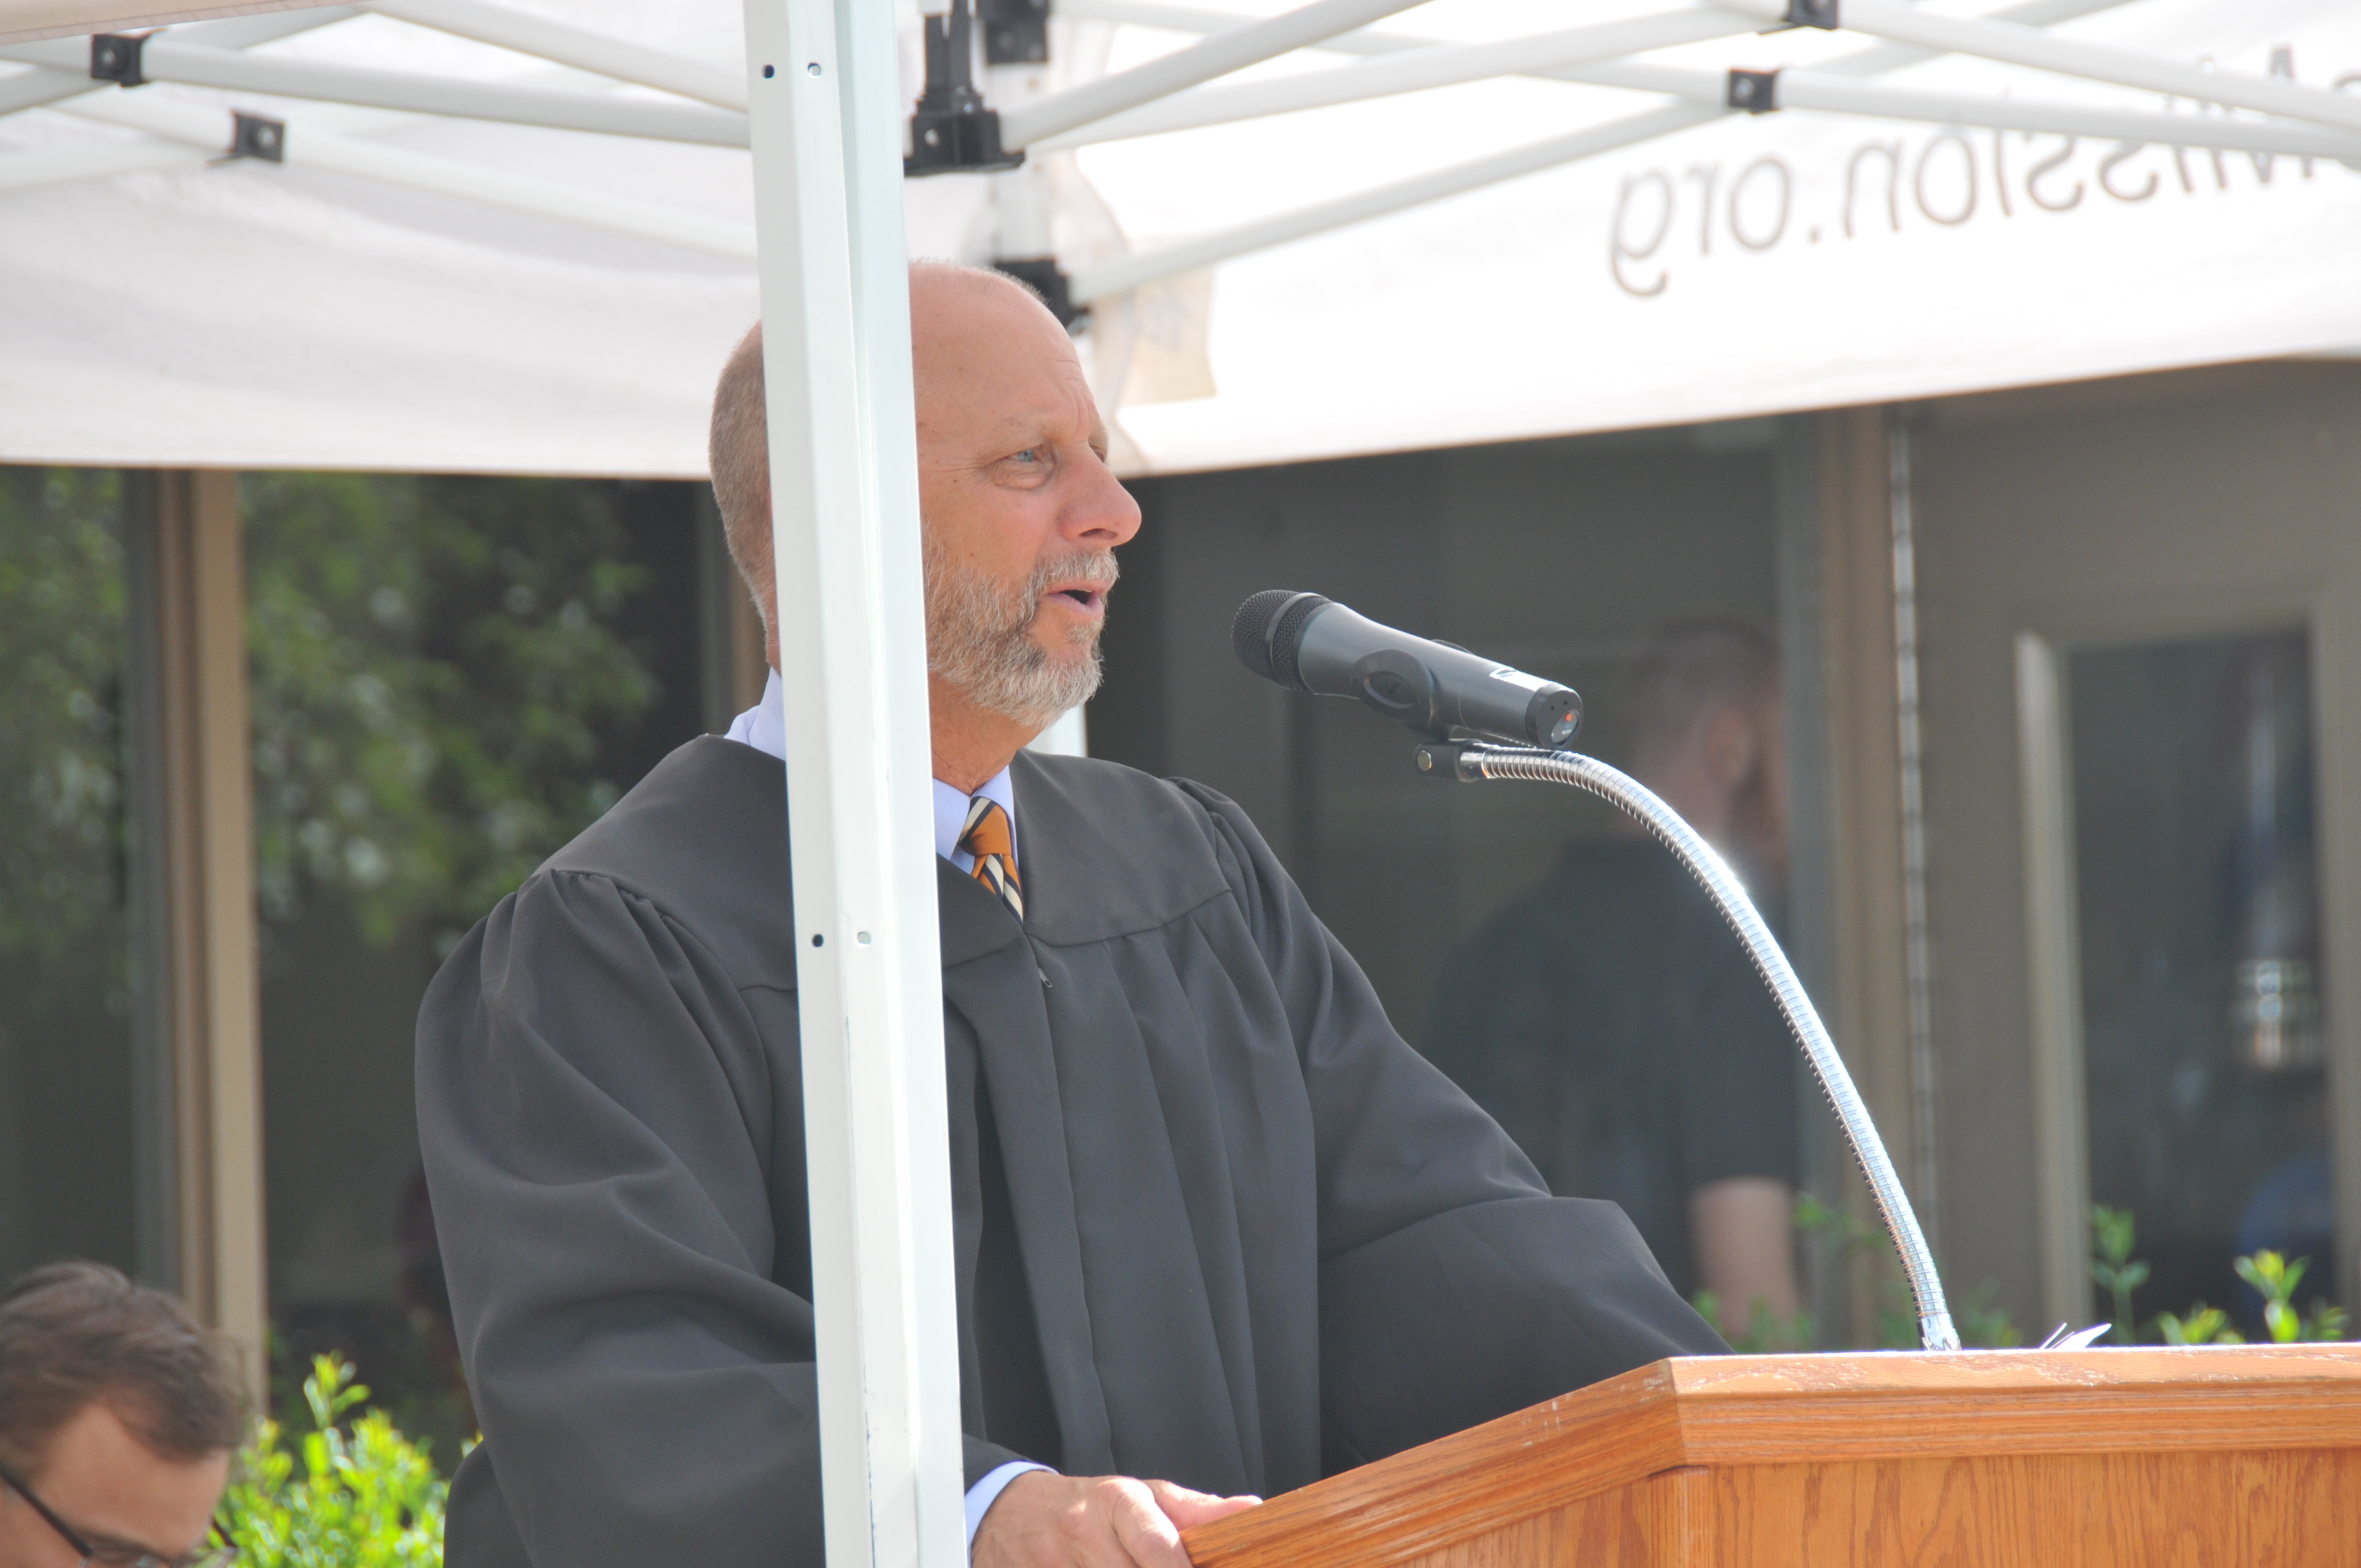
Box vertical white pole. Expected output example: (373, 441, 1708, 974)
(740, 2, 966, 1567)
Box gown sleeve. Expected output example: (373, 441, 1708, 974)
(416, 868, 1026, 1568)
(1169, 783, 1728, 1472)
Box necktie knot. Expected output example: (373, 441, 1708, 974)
(960, 796, 1023, 922)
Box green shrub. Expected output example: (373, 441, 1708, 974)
(2083, 1208, 2350, 1346)
(219, 1354, 448, 1568)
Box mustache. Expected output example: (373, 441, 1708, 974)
(1025, 548, 1120, 600)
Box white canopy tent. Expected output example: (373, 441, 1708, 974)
(6, 2, 2359, 1564)
(3, 0, 2357, 477)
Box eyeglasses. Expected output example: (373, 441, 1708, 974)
(0, 1459, 236, 1568)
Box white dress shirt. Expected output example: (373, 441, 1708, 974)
(727, 668, 1048, 1541)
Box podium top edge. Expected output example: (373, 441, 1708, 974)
(1661, 1342, 2361, 1398)
(1180, 1344, 2361, 1568)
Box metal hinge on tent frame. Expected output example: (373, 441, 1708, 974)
(90, 32, 146, 85)
(229, 113, 286, 162)
(1727, 68, 1780, 112)
(981, 0, 1051, 67)
(907, 0, 1023, 175)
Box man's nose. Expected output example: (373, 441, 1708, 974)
(1060, 449, 1142, 548)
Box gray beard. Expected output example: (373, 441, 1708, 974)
(924, 541, 1118, 729)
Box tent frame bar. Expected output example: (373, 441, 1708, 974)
(1000, 0, 1443, 148)
(1714, 0, 2361, 136)
(56, 88, 757, 252)
(0, 30, 751, 144)
(363, 0, 749, 111)
(1035, 7, 1758, 149)
(1067, 0, 2150, 302)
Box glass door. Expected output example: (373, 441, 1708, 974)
(2063, 626, 2333, 1328)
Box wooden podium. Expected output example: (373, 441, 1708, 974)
(1180, 1346, 2361, 1567)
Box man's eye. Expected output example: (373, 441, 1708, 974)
(1009, 449, 1045, 465)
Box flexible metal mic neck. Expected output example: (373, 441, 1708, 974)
(1422, 739, 1961, 1353)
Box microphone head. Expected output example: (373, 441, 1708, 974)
(1232, 590, 1332, 692)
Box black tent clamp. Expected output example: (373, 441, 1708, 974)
(982, 0, 1051, 67)
(905, 0, 1022, 175)
(1727, 68, 1780, 112)
(231, 113, 286, 162)
(90, 32, 147, 85)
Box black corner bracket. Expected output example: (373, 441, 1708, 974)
(1726, 68, 1780, 113)
(90, 32, 147, 86)
(1785, 0, 1838, 27)
(231, 112, 286, 162)
(980, 0, 1051, 67)
(993, 258, 1084, 330)
(906, 0, 1025, 177)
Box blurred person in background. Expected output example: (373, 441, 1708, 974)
(1423, 618, 1803, 1339)
(0, 1262, 244, 1568)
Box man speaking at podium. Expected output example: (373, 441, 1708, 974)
(416, 263, 1722, 1568)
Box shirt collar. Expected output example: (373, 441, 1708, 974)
(726, 667, 1015, 871)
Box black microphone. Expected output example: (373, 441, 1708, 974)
(1231, 590, 1581, 749)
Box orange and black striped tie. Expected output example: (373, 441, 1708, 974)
(958, 796, 1023, 923)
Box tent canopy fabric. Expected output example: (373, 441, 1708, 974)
(0, 0, 318, 46)
(1, 0, 2357, 479)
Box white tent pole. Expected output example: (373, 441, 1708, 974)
(1070, 100, 1722, 301)
(1769, 70, 2361, 156)
(1059, 0, 2152, 85)
(171, 4, 360, 46)
(0, 3, 354, 120)
(741, 1, 964, 1568)
(0, 35, 752, 142)
(0, 136, 200, 188)
(1067, 0, 2143, 303)
(1056, 0, 1397, 55)
(1036, 9, 1758, 150)
(998, 0, 1453, 149)
(363, 0, 748, 112)
(0, 65, 90, 112)
(1713, 0, 2361, 137)
(1541, 54, 2361, 159)
(59, 92, 757, 254)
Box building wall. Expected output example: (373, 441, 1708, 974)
(1908, 360, 2361, 1328)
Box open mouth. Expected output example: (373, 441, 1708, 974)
(1046, 587, 1105, 614)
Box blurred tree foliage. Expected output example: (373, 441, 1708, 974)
(0, 468, 661, 974)
(243, 472, 656, 951)
(0, 469, 131, 999)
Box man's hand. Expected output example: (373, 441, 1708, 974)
(972, 1470, 1261, 1567)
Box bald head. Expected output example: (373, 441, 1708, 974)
(707, 262, 1075, 648)
(706, 261, 1136, 785)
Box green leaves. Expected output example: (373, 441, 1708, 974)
(2086, 1205, 2150, 1346)
(219, 1354, 450, 1568)
(2083, 1211, 2349, 1346)
(2233, 1250, 2350, 1343)
(0, 471, 131, 982)
(1785, 1191, 2023, 1350)
(1, 469, 663, 978)
(242, 473, 658, 952)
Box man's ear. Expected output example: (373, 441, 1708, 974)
(1701, 707, 1758, 791)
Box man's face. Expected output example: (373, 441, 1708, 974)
(0, 1401, 228, 1568)
(911, 269, 1141, 727)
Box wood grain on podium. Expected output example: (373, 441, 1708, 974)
(1179, 1346, 2361, 1568)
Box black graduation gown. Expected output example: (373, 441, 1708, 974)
(416, 738, 1723, 1567)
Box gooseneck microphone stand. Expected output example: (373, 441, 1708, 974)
(1416, 738, 1962, 1354)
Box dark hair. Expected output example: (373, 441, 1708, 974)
(0, 1262, 246, 1479)
(1625, 617, 1779, 752)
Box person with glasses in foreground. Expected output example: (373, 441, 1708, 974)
(0, 1263, 243, 1568)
